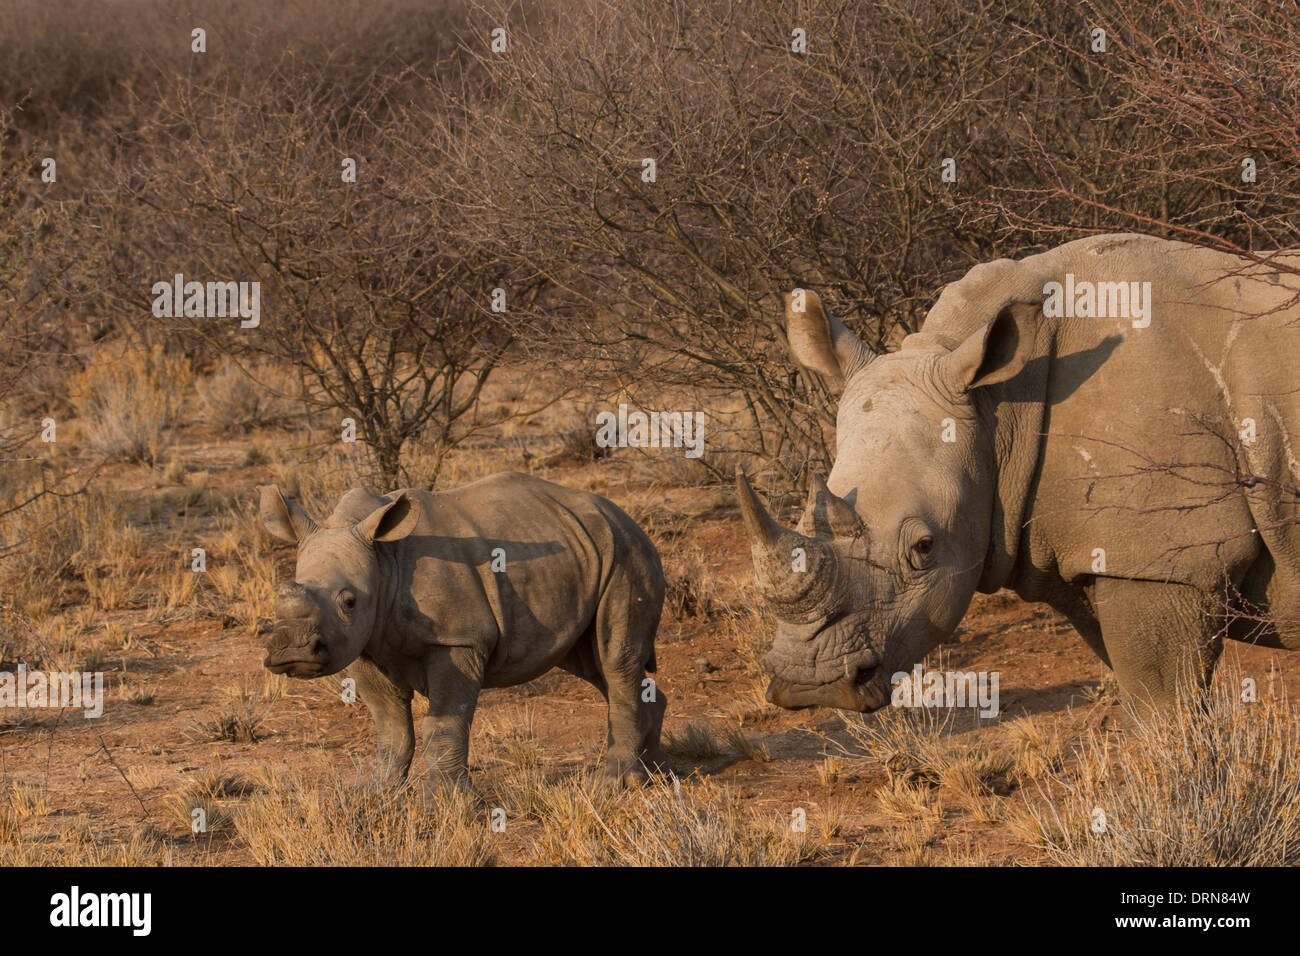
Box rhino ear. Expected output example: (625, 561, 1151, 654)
(943, 301, 1039, 392)
(355, 492, 420, 544)
(258, 485, 319, 543)
(784, 289, 873, 384)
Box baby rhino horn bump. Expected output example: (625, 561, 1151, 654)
(806, 474, 864, 539)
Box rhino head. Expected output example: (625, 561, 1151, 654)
(257, 485, 420, 677)
(741, 288, 1038, 711)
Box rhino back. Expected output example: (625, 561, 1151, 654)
(930, 235, 1300, 593)
(378, 472, 659, 684)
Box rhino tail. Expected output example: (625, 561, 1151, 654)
(646, 647, 657, 674)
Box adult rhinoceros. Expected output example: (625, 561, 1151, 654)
(740, 233, 1300, 715)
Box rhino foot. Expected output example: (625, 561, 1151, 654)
(422, 772, 483, 810)
(601, 757, 655, 789)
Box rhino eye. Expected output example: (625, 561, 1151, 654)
(338, 590, 357, 612)
(908, 536, 935, 571)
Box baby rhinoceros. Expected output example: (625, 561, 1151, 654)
(257, 472, 667, 791)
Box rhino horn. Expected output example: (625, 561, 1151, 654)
(736, 468, 834, 617)
(805, 474, 865, 539)
(736, 468, 785, 549)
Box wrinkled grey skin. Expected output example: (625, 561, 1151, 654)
(259, 472, 667, 792)
(744, 234, 1300, 716)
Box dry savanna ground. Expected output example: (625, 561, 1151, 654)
(3, 357, 1300, 867)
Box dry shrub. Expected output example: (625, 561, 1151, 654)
(1014, 674, 1300, 865)
(67, 344, 193, 465)
(195, 359, 301, 433)
(236, 776, 495, 866)
(663, 547, 726, 621)
(530, 774, 823, 866)
(548, 409, 611, 466)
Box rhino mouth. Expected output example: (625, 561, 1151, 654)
(762, 613, 888, 711)
(766, 663, 890, 712)
(263, 623, 329, 676)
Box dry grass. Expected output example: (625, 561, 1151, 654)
(0, 821, 173, 866)
(236, 773, 496, 866)
(67, 344, 194, 465)
(0, 495, 87, 620)
(1011, 673, 1300, 865)
(1006, 715, 1065, 782)
(817, 756, 843, 786)
(529, 774, 825, 866)
(843, 697, 1006, 790)
(874, 779, 942, 822)
(188, 679, 282, 744)
(724, 726, 771, 762)
(664, 721, 722, 760)
(663, 546, 726, 620)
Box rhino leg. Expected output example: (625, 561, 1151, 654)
(640, 682, 668, 770)
(419, 645, 485, 799)
(589, 564, 665, 787)
(346, 657, 414, 788)
(558, 638, 611, 743)
(1093, 578, 1223, 719)
(560, 633, 669, 781)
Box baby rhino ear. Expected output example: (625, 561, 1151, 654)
(258, 485, 319, 543)
(355, 492, 420, 544)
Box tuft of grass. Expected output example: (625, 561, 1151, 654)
(817, 756, 843, 786)
(529, 774, 825, 866)
(189, 680, 281, 744)
(1012, 673, 1300, 865)
(874, 779, 942, 822)
(842, 681, 1011, 798)
(888, 816, 938, 866)
(1006, 715, 1065, 782)
(664, 721, 722, 760)
(235, 775, 495, 866)
(165, 790, 233, 836)
(724, 726, 771, 762)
